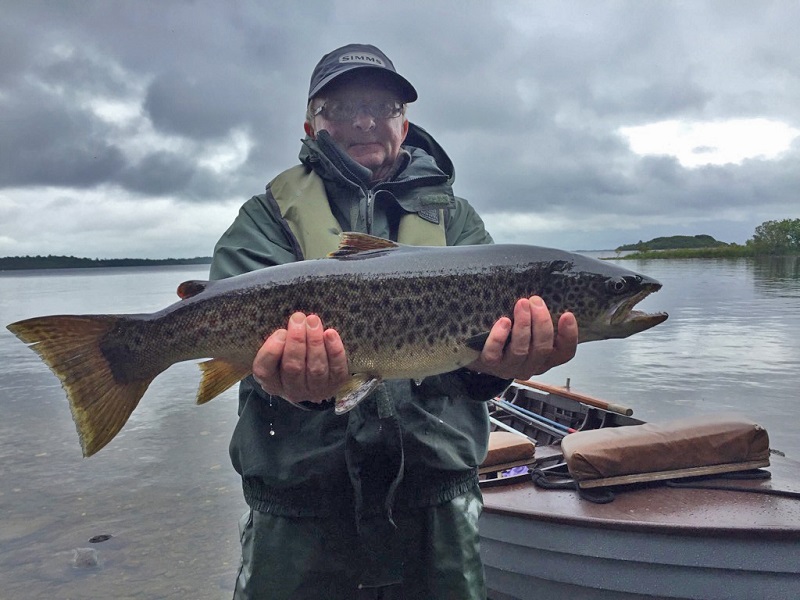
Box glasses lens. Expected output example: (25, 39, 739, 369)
(372, 101, 403, 119)
(323, 100, 402, 121)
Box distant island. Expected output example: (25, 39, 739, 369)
(0, 255, 212, 271)
(612, 234, 750, 258)
(616, 234, 728, 252)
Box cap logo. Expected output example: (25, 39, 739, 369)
(339, 52, 385, 67)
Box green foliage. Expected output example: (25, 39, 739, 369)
(746, 219, 800, 254)
(616, 244, 754, 260)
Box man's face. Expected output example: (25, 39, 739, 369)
(306, 77, 409, 181)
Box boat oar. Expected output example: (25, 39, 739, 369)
(514, 379, 634, 416)
(493, 398, 577, 434)
(490, 398, 573, 438)
(489, 416, 538, 444)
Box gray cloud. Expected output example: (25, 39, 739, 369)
(1, 0, 799, 258)
(0, 84, 126, 188)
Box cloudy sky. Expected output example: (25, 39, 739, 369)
(1, 1, 798, 258)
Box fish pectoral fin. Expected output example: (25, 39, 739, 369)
(196, 359, 250, 405)
(334, 375, 381, 415)
(465, 329, 516, 353)
(464, 331, 491, 352)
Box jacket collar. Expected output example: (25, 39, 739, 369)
(298, 124, 455, 215)
(299, 122, 454, 187)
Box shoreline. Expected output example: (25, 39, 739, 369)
(0, 257, 212, 271)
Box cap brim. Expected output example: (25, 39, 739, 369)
(309, 65, 417, 102)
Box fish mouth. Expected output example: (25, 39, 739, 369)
(607, 283, 668, 334)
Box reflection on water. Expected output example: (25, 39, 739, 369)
(1, 267, 244, 599)
(753, 255, 800, 294)
(2, 259, 800, 597)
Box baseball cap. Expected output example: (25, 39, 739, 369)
(308, 44, 417, 102)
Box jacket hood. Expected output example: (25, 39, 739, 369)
(403, 122, 455, 184)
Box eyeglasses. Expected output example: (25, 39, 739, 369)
(310, 99, 404, 122)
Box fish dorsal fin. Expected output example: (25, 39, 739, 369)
(177, 280, 209, 299)
(328, 232, 400, 258)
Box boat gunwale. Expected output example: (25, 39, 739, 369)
(481, 480, 800, 541)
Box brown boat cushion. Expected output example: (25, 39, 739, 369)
(481, 431, 536, 468)
(560, 414, 770, 488)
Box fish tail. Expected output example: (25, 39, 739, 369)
(7, 315, 154, 457)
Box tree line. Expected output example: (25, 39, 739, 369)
(746, 218, 800, 254)
(617, 218, 800, 258)
(0, 255, 212, 270)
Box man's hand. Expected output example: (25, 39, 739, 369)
(252, 312, 350, 404)
(468, 296, 578, 380)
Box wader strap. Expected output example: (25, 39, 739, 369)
(270, 165, 342, 260)
(271, 165, 446, 259)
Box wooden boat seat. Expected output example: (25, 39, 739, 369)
(560, 414, 771, 488)
(479, 431, 536, 475)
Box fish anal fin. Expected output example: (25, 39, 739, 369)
(334, 375, 381, 414)
(328, 232, 400, 258)
(6, 315, 155, 457)
(197, 359, 250, 405)
(177, 280, 210, 300)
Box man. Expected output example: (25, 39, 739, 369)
(210, 44, 578, 599)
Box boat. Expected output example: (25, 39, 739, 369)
(478, 380, 800, 600)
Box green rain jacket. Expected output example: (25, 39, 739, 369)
(210, 124, 510, 524)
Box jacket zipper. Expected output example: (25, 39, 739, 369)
(366, 189, 374, 235)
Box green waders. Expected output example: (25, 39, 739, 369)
(233, 486, 486, 600)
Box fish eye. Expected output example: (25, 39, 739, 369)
(606, 275, 640, 294)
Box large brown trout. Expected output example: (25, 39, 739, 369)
(7, 233, 667, 456)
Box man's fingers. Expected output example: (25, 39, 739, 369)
(252, 328, 287, 395)
(324, 328, 350, 385)
(529, 311, 579, 375)
(528, 295, 555, 356)
(468, 295, 580, 380)
(304, 314, 329, 386)
(305, 314, 349, 400)
(552, 311, 578, 365)
(251, 312, 351, 405)
(506, 298, 533, 360)
(479, 317, 512, 367)
(279, 312, 311, 397)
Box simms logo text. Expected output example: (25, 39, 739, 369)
(339, 53, 385, 66)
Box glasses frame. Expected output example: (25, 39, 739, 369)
(310, 99, 405, 122)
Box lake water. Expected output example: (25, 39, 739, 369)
(1, 257, 799, 598)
